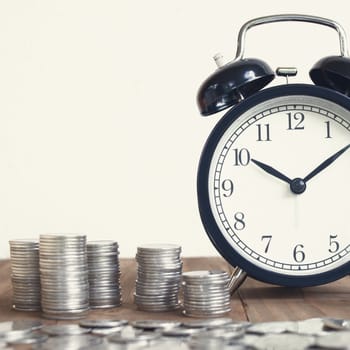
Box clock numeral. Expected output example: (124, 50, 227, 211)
(328, 234, 339, 253)
(293, 244, 305, 263)
(233, 148, 250, 166)
(261, 235, 272, 253)
(287, 112, 305, 130)
(233, 212, 245, 231)
(256, 124, 271, 141)
(325, 121, 332, 138)
(221, 179, 234, 197)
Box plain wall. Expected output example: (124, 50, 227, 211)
(0, 0, 349, 258)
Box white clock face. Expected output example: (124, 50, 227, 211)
(208, 94, 350, 277)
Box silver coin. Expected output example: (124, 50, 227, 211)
(247, 321, 297, 335)
(162, 327, 203, 337)
(0, 320, 42, 341)
(135, 244, 182, 312)
(316, 331, 350, 349)
(9, 239, 41, 311)
(79, 319, 128, 328)
(132, 320, 182, 330)
(108, 327, 160, 344)
(91, 326, 125, 336)
(196, 327, 245, 340)
(188, 335, 226, 348)
(7, 332, 49, 345)
(184, 303, 231, 311)
(323, 318, 350, 331)
(137, 243, 181, 250)
(253, 333, 316, 350)
(297, 318, 327, 336)
(182, 310, 231, 318)
(41, 324, 91, 336)
(182, 318, 233, 328)
(136, 304, 180, 312)
(33, 334, 104, 350)
(0, 320, 42, 334)
(42, 311, 89, 320)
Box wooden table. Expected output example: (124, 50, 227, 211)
(1, 257, 350, 323)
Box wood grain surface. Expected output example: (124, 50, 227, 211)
(1, 257, 349, 324)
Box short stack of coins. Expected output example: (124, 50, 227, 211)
(134, 244, 182, 312)
(9, 239, 41, 311)
(39, 234, 89, 319)
(182, 270, 231, 318)
(87, 240, 122, 308)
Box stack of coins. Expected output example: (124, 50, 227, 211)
(9, 239, 41, 311)
(182, 270, 231, 318)
(39, 234, 89, 319)
(87, 240, 122, 308)
(134, 244, 182, 312)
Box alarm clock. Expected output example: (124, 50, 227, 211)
(196, 14, 350, 292)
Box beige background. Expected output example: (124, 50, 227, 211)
(0, 0, 349, 258)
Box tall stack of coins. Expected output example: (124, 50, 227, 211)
(87, 240, 122, 308)
(39, 234, 89, 319)
(134, 244, 182, 312)
(182, 270, 231, 318)
(9, 239, 41, 311)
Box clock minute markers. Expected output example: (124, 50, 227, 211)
(251, 143, 350, 195)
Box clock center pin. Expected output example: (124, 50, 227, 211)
(290, 178, 307, 194)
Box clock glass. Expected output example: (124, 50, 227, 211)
(198, 84, 350, 286)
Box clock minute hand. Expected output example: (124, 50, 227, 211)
(251, 158, 292, 184)
(303, 144, 350, 183)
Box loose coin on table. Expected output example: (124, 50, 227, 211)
(0, 320, 42, 341)
(41, 324, 91, 336)
(79, 319, 128, 329)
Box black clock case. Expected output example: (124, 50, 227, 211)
(197, 83, 350, 287)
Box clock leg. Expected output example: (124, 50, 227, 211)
(228, 266, 248, 295)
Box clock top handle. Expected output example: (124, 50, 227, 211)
(235, 14, 349, 60)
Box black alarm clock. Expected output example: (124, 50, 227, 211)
(196, 14, 350, 292)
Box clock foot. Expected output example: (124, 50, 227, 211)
(228, 266, 248, 295)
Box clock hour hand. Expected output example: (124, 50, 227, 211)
(251, 158, 292, 185)
(303, 144, 350, 182)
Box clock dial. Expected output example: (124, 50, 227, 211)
(198, 84, 350, 286)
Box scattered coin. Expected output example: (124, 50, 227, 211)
(108, 325, 161, 346)
(316, 331, 350, 349)
(252, 333, 316, 350)
(132, 320, 182, 330)
(32, 334, 104, 349)
(247, 321, 298, 334)
(0, 320, 42, 341)
(323, 318, 350, 331)
(7, 332, 49, 345)
(41, 324, 91, 336)
(79, 319, 128, 328)
(182, 317, 233, 329)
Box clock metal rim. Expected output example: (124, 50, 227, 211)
(197, 83, 350, 287)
